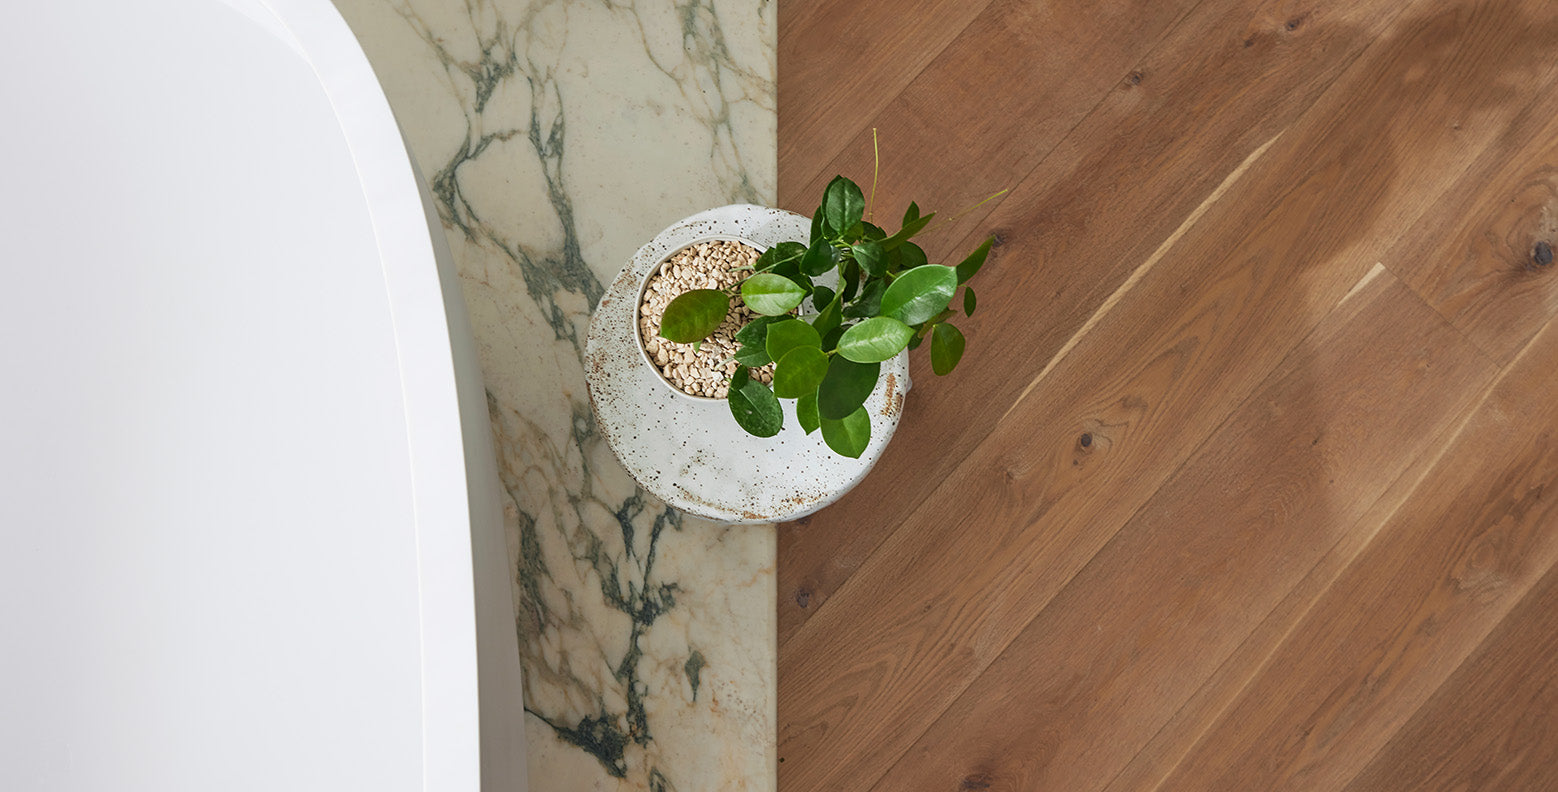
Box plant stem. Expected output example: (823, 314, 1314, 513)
(919, 187, 1010, 238)
(868, 127, 880, 223)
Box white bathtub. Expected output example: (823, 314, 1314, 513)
(0, 1, 527, 789)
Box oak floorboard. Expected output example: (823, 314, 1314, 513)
(1152, 313, 1558, 791)
(868, 271, 1496, 792)
(1385, 87, 1558, 364)
(777, 1, 1558, 790)
(1343, 560, 1558, 792)
(778, 0, 1419, 645)
(778, 0, 993, 206)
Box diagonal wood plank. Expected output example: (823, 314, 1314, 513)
(778, 0, 993, 204)
(781, 0, 1202, 217)
(778, 0, 1421, 645)
(1342, 560, 1558, 792)
(868, 270, 1496, 792)
(779, 2, 1558, 789)
(1152, 311, 1558, 791)
(1384, 65, 1558, 365)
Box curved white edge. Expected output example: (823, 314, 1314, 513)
(255, 2, 527, 789)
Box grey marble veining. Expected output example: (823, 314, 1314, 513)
(332, 1, 776, 789)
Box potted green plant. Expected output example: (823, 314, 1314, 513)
(653, 174, 993, 458)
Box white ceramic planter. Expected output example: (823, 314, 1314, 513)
(584, 204, 910, 525)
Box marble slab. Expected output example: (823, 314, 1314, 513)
(331, 1, 776, 789)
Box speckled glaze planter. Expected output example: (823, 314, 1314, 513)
(585, 204, 910, 525)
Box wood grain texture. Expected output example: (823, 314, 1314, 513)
(777, 0, 1419, 644)
(778, 0, 1558, 790)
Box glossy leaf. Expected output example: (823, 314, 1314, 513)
(862, 221, 888, 241)
(903, 201, 920, 226)
(758, 241, 807, 273)
(964, 286, 977, 316)
(765, 318, 821, 363)
(818, 356, 879, 420)
(852, 240, 886, 278)
(658, 289, 728, 343)
(931, 323, 966, 376)
(883, 211, 934, 250)
(773, 347, 829, 399)
(811, 204, 828, 240)
(821, 324, 846, 352)
(843, 279, 885, 318)
(796, 392, 821, 435)
(741, 273, 807, 316)
(727, 366, 783, 437)
(880, 265, 958, 325)
(733, 316, 780, 366)
(841, 260, 860, 302)
(811, 294, 842, 340)
(897, 241, 928, 271)
(823, 176, 866, 236)
(838, 316, 914, 363)
(801, 237, 836, 277)
(956, 237, 994, 284)
(811, 285, 836, 310)
(821, 406, 872, 459)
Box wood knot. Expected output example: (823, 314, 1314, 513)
(961, 773, 994, 790)
(1284, 15, 1305, 31)
(794, 588, 812, 609)
(1534, 240, 1553, 268)
(1079, 432, 1094, 449)
(1126, 70, 1145, 86)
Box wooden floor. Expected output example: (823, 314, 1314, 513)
(775, 1, 1558, 790)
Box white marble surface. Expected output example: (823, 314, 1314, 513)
(332, 1, 776, 789)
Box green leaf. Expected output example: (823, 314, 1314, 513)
(796, 392, 821, 435)
(800, 237, 836, 277)
(727, 366, 783, 437)
(821, 406, 872, 458)
(897, 241, 928, 271)
(956, 237, 994, 284)
(773, 347, 828, 399)
(823, 176, 865, 235)
(903, 201, 920, 226)
(907, 333, 924, 351)
(852, 240, 886, 278)
(821, 324, 846, 352)
(841, 260, 860, 302)
(963, 286, 977, 316)
(811, 294, 842, 340)
(931, 323, 966, 376)
(765, 318, 822, 363)
(843, 279, 885, 318)
(818, 356, 879, 420)
(811, 204, 828, 240)
(741, 273, 807, 316)
(757, 241, 806, 273)
(658, 289, 728, 343)
(880, 265, 958, 325)
(883, 212, 934, 250)
(838, 316, 914, 363)
(862, 221, 888, 241)
(811, 285, 836, 310)
(733, 316, 780, 366)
